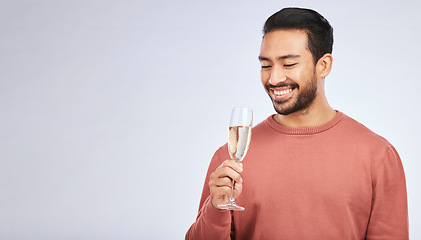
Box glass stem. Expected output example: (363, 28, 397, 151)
(230, 179, 235, 202)
(230, 159, 240, 202)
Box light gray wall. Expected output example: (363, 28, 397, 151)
(1, 0, 420, 239)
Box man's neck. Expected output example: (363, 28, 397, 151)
(273, 105, 337, 128)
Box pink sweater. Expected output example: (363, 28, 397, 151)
(186, 112, 409, 240)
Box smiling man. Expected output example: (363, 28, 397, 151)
(259, 28, 335, 128)
(186, 7, 409, 240)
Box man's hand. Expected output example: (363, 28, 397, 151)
(208, 159, 244, 209)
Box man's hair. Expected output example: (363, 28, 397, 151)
(263, 7, 334, 64)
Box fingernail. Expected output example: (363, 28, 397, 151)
(238, 163, 243, 172)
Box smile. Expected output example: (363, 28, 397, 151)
(273, 89, 293, 96)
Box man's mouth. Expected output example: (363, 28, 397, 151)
(265, 81, 299, 102)
(273, 88, 293, 96)
(270, 87, 295, 101)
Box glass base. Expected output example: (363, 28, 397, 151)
(217, 201, 245, 211)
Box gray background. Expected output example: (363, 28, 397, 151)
(1, 0, 420, 239)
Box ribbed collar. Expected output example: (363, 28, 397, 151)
(265, 111, 345, 135)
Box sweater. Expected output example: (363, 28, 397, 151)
(186, 111, 409, 240)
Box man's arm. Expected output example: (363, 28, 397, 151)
(186, 146, 243, 240)
(185, 196, 232, 240)
(366, 146, 409, 239)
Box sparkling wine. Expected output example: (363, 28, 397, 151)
(228, 126, 252, 161)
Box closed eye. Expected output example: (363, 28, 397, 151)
(284, 63, 297, 67)
(261, 65, 272, 69)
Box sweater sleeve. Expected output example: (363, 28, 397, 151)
(366, 146, 409, 240)
(185, 146, 233, 240)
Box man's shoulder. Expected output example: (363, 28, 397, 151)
(340, 113, 392, 148)
(250, 115, 275, 134)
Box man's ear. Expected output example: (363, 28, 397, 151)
(317, 53, 333, 78)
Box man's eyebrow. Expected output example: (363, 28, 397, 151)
(278, 54, 300, 60)
(258, 55, 270, 61)
(258, 54, 301, 61)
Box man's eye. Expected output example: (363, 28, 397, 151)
(261, 65, 272, 69)
(284, 63, 297, 67)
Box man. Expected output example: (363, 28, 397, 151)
(186, 7, 408, 240)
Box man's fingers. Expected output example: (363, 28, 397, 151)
(211, 165, 243, 183)
(209, 159, 245, 209)
(213, 176, 233, 188)
(217, 159, 243, 173)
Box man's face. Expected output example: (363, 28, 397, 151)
(259, 30, 319, 115)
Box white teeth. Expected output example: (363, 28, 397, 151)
(274, 89, 292, 96)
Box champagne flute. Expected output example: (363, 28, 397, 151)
(218, 107, 253, 211)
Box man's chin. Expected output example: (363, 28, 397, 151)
(275, 109, 293, 116)
(272, 101, 294, 116)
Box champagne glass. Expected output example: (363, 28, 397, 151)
(218, 107, 253, 211)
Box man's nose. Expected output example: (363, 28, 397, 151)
(269, 67, 287, 85)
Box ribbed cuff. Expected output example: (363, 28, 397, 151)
(203, 197, 231, 227)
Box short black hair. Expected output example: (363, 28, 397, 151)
(263, 7, 334, 64)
